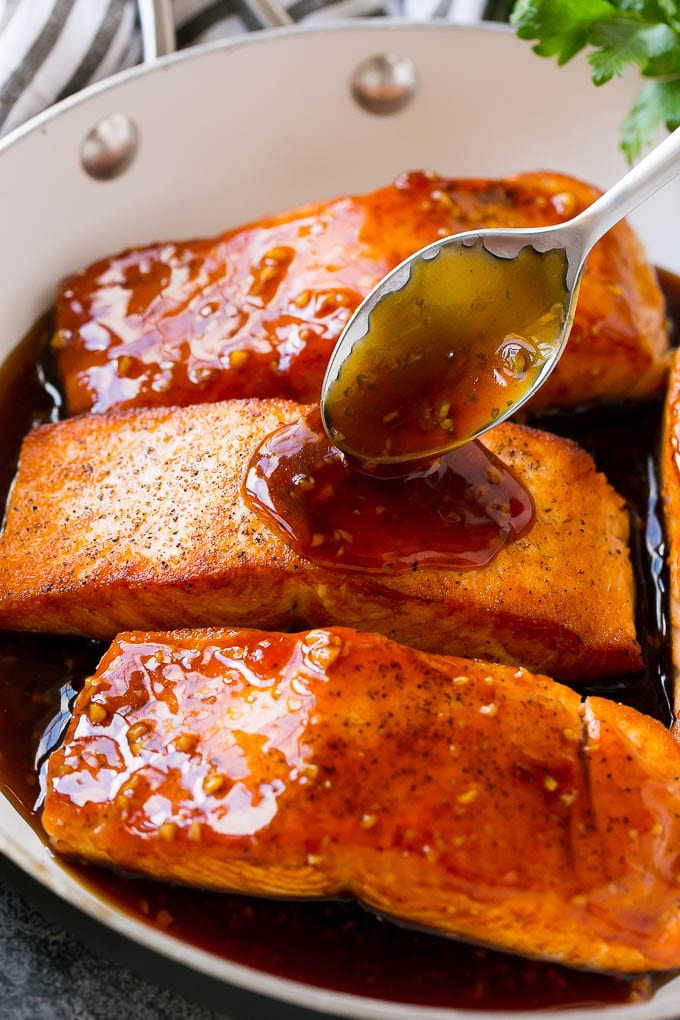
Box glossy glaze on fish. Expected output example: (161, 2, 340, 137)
(42, 626, 680, 974)
(53, 171, 669, 416)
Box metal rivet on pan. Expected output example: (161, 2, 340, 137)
(80, 113, 139, 181)
(351, 54, 418, 115)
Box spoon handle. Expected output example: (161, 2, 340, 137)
(570, 125, 680, 251)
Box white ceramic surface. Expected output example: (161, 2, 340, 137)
(0, 21, 679, 1020)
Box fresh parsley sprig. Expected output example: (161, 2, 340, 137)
(510, 0, 680, 162)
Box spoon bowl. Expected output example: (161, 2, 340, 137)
(321, 126, 680, 466)
(321, 225, 580, 465)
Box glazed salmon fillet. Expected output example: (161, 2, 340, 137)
(53, 170, 668, 417)
(662, 349, 680, 734)
(0, 399, 639, 681)
(42, 626, 680, 974)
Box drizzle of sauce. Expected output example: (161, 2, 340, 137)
(243, 407, 535, 573)
(323, 244, 570, 462)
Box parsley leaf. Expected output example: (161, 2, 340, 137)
(511, 0, 614, 64)
(510, 0, 680, 161)
(588, 18, 677, 84)
(621, 77, 680, 158)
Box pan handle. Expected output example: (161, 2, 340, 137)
(81, 0, 294, 180)
(137, 0, 292, 63)
(138, 0, 176, 61)
(239, 1, 294, 28)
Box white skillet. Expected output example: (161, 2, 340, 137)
(1, 12, 679, 1020)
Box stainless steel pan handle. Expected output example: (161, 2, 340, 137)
(138, 0, 176, 61)
(240, 0, 294, 28)
(82, 0, 292, 179)
(137, 0, 292, 63)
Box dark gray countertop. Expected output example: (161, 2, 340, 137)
(0, 876, 225, 1020)
(0, 859, 326, 1020)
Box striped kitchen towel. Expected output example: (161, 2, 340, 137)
(0, 0, 506, 136)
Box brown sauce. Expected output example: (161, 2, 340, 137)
(0, 297, 678, 1011)
(243, 407, 534, 573)
(323, 244, 569, 463)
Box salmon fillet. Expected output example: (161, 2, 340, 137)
(53, 170, 668, 416)
(42, 626, 680, 973)
(662, 349, 680, 734)
(0, 399, 640, 681)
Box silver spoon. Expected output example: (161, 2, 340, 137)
(320, 127, 680, 467)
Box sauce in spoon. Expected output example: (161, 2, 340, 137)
(322, 124, 680, 464)
(322, 241, 570, 463)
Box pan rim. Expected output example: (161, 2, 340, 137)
(0, 17, 512, 157)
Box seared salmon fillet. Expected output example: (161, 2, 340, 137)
(662, 349, 680, 733)
(42, 626, 680, 973)
(0, 399, 639, 681)
(53, 170, 668, 416)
